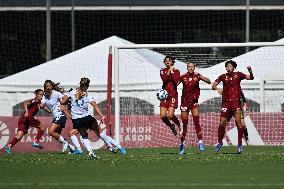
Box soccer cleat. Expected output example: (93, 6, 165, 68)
(32, 142, 44, 149)
(119, 147, 127, 155)
(89, 152, 100, 160)
(179, 143, 185, 155)
(4, 146, 12, 155)
(71, 149, 83, 155)
(214, 143, 223, 152)
(237, 145, 243, 154)
(170, 123, 177, 136)
(108, 147, 118, 154)
(62, 141, 69, 152)
(199, 142, 205, 152)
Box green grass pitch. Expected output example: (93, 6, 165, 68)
(0, 146, 283, 189)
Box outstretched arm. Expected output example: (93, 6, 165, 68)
(200, 74, 211, 84)
(90, 101, 105, 122)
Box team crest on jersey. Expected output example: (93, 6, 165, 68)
(234, 75, 238, 79)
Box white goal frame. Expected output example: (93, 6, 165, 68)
(112, 42, 284, 144)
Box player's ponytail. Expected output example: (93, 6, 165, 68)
(44, 80, 64, 93)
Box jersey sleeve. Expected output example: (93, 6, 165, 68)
(215, 74, 224, 83)
(66, 90, 73, 98)
(55, 91, 64, 99)
(238, 72, 247, 80)
(160, 69, 169, 82)
(87, 94, 96, 103)
(172, 69, 180, 84)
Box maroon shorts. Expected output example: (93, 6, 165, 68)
(160, 96, 178, 109)
(220, 101, 241, 119)
(180, 99, 199, 112)
(18, 116, 41, 134)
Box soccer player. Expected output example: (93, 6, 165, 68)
(4, 89, 50, 155)
(212, 60, 254, 154)
(178, 63, 211, 154)
(41, 80, 75, 153)
(160, 55, 181, 136)
(61, 77, 126, 159)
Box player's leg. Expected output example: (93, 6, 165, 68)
(234, 109, 244, 154)
(4, 130, 25, 155)
(160, 105, 177, 136)
(179, 110, 189, 155)
(31, 124, 45, 149)
(166, 107, 178, 136)
(191, 105, 204, 152)
(215, 117, 228, 152)
(77, 116, 99, 159)
(167, 97, 181, 133)
(69, 129, 82, 154)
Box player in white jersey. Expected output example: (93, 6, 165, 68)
(61, 77, 126, 159)
(41, 80, 75, 153)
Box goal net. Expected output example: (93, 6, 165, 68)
(111, 42, 284, 148)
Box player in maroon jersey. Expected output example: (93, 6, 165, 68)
(3, 89, 51, 155)
(159, 55, 181, 136)
(212, 60, 254, 154)
(178, 63, 211, 154)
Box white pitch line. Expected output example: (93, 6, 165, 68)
(0, 182, 283, 186)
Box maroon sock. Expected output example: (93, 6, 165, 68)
(8, 137, 19, 148)
(35, 130, 44, 143)
(161, 116, 172, 127)
(218, 126, 225, 144)
(181, 136, 185, 143)
(237, 127, 244, 145)
(181, 117, 188, 137)
(170, 115, 180, 126)
(193, 116, 202, 140)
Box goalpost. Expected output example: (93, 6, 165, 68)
(109, 42, 284, 148)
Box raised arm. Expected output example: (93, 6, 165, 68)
(246, 66, 254, 80)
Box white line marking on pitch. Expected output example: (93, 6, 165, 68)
(0, 182, 283, 186)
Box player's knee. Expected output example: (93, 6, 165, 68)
(235, 121, 243, 128)
(167, 114, 174, 119)
(78, 129, 88, 139)
(48, 129, 54, 136)
(160, 115, 168, 120)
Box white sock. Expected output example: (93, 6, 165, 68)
(99, 133, 113, 148)
(81, 138, 93, 153)
(70, 135, 81, 151)
(199, 140, 203, 144)
(58, 135, 66, 143)
(101, 133, 121, 149)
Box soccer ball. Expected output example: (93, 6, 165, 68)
(156, 89, 168, 101)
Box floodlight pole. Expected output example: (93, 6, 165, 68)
(71, 0, 75, 51)
(46, 0, 51, 61)
(246, 0, 250, 52)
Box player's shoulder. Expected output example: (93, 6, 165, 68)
(194, 72, 200, 76)
(173, 68, 180, 72)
